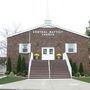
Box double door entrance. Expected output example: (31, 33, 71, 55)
(42, 47, 55, 60)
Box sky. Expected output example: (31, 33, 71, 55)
(0, 0, 90, 40)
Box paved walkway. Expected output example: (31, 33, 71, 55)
(0, 75, 6, 79)
(0, 79, 90, 90)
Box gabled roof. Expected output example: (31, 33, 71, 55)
(8, 24, 89, 38)
(53, 24, 89, 38)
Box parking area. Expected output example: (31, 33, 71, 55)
(0, 79, 90, 90)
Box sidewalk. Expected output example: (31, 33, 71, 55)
(0, 75, 6, 79)
(0, 79, 90, 90)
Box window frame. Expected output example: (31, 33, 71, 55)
(65, 43, 77, 53)
(19, 43, 31, 54)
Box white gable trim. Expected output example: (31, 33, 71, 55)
(53, 24, 89, 38)
(8, 24, 89, 38)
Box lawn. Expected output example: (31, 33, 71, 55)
(0, 76, 26, 84)
(73, 77, 90, 83)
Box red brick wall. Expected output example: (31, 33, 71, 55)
(7, 31, 29, 68)
(7, 27, 90, 74)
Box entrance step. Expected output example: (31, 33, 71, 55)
(29, 60, 70, 79)
(50, 60, 70, 79)
(30, 60, 49, 79)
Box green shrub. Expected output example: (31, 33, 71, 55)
(9, 72, 15, 77)
(86, 30, 90, 36)
(79, 63, 84, 76)
(21, 70, 27, 77)
(5, 71, 10, 75)
(17, 72, 22, 76)
(21, 56, 27, 73)
(6, 57, 12, 73)
(84, 74, 89, 77)
(17, 54, 22, 73)
(69, 58, 73, 68)
(72, 71, 75, 76)
(12, 68, 17, 74)
(75, 72, 81, 77)
(73, 62, 78, 76)
(81, 72, 84, 76)
(69, 59, 85, 77)
(16, 55, 27, 76)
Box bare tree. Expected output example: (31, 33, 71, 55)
(0, 23, 21, 56)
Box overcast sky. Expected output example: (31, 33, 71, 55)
(0, 0, 90, 40)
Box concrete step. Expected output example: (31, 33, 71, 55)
(29, 60, 70, 79)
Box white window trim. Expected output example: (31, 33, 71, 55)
(19, 43, 31, 54)
(65, 43, 77, 53)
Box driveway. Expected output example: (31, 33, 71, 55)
(0, 79, 90, 90)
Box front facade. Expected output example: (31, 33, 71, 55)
(7, 25, 90, 77)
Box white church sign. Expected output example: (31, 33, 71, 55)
(33, 30, 63, 36)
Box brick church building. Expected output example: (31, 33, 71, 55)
(7, 20, 90, 78)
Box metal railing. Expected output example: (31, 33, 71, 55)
(63, 53, 72, 78)
(48, 60, 51, 79)
(28, 52, 33, 79)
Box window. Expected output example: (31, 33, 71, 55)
(49, 49, 53, 54)
(22, 44, 28, 52)
(43, 49, 47, 54)
(19, 43, 31, 53)
(65, 43, 77, 53)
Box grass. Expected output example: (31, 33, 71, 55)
(0, 76, 26, 84)
(73, 77, 90, 83)
(0, 75, 90, 84)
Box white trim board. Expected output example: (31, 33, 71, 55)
(8, 24, 89, 38)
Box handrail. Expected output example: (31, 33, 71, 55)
(63, 53, 72, 78)
(28, 52, 33, 79)
(48, 60, 51, 79)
